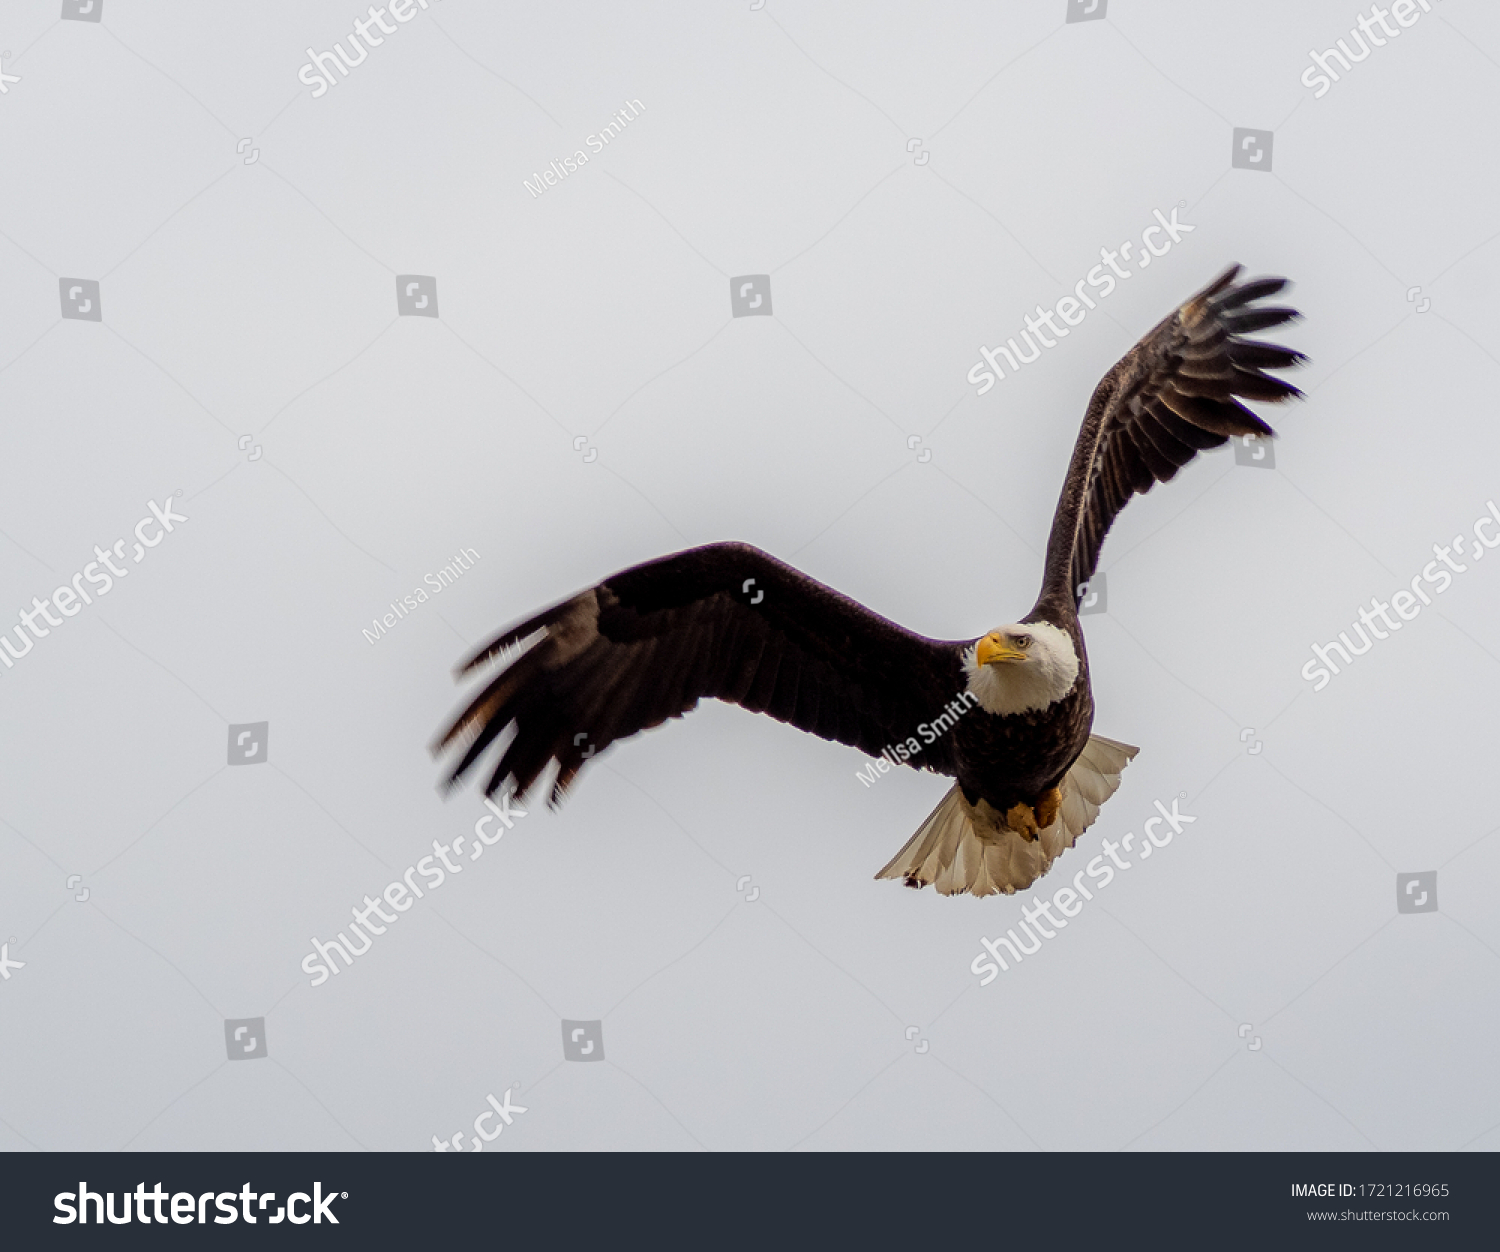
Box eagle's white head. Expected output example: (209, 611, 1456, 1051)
(963, 620, 1080, 715)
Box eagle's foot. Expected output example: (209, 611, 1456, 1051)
(1004, 802, 1040, 842)
(1035, 786, 1062, 831)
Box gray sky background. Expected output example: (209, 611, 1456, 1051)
(1, 0, 1498, 1151)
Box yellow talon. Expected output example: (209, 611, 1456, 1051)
(1035, 786, 1061, 830)
(1004, 802, 1040, 841)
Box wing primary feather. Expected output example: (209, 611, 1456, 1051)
(1212, 276, 1288, 308)
(1229, 339, 1308, 371)
(1222, 306, 1301, 333)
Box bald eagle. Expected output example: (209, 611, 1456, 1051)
(435, 265, 1304, 896)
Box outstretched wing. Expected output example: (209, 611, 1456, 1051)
(1034, 264, 1306, 617)
(436, 543, 969, 803)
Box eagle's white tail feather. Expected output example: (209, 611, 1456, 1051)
(875, 734, 1140, 897)
(904, 794, 965, 888)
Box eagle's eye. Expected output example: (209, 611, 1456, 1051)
(1012, 634, 1031, 650)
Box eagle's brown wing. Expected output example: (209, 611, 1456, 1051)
(436, 543, 969, 804)
(1034, 264, 1306, 619)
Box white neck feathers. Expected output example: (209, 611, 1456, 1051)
(963, 621, 1080, 715)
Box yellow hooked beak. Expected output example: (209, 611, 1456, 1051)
(976, 633, 1027, 666)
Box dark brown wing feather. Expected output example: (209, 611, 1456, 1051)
(436, 543, 969, 804)
(1034, 265, 1306, 618)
